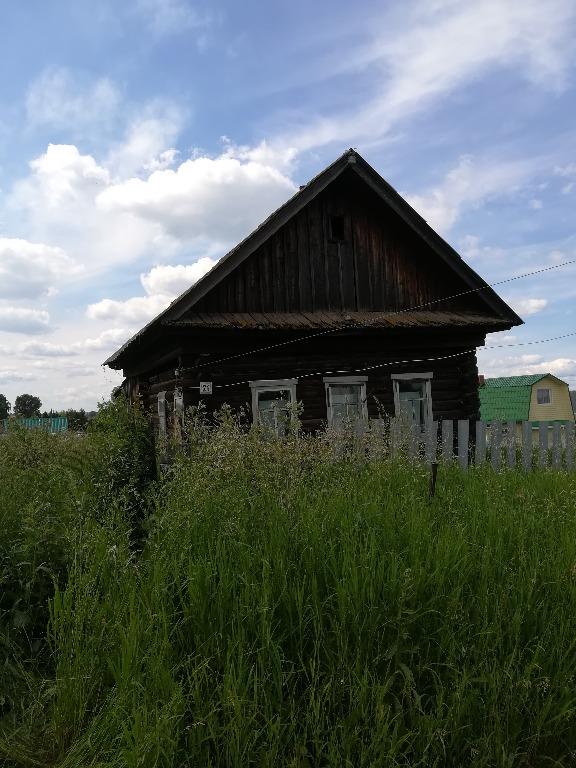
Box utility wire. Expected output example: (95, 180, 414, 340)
(214, 328, 576, 390)
(482, 330, 576, 349)
(190, 257, 576, 371)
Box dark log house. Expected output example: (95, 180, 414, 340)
(105, 149, 522, 435)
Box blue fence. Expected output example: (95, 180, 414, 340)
(1, 417, 68, 433)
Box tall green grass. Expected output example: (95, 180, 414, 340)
(2, 408, 576, 766)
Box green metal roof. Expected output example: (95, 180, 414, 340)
(482, 374, 545, 388)
(479, 375, 547, 421)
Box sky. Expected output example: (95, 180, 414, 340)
(0, 0, 575, 410)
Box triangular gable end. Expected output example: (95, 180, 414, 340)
(165, 150, 521, 322)
(105, 150, 521, 367)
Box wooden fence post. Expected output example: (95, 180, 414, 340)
(539, 422, 549, 469)
(457, 420, 469, 470)
(522, 421, 532, 471)
(491, 421, 502, 471)
(442, 420, 453, 463)
(506, 421, 516, 469)
(475, 421, 487, 466)
(552, 422, 562, 470)
(566, 422, 575, 470)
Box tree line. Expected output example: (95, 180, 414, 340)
(0, 393, 96, 431)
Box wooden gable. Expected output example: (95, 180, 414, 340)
(105, 150, 521, 370)
(187, 169, 488, 316)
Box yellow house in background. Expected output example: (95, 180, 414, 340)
(479, 373, 576, 428)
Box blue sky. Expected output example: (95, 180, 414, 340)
(0, 0, 575, 409)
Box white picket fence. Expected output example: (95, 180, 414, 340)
(329, 419, 576, 471)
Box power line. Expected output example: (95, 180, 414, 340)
(483, 330, 576, 349)
(195, 257, 576, 371)
(215, 349, 475, 389)
(214, 328, 576, 390)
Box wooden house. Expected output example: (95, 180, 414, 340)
(105, 149, 522, 435)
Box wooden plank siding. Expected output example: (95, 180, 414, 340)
(189, 172, 488, 317)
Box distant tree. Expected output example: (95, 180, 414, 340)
(0, 394, 10, 420)
(14, 394, 42, 418)
(62, 408, 89, 431)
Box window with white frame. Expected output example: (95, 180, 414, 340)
(536, 387, 551, 405)
(392, 373, 433, 428)
(324, 376, 368, 426)
(249, 379, 297, 435)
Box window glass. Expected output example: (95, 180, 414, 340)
(328, 384, 363, 424)
(537, 388, 551, 405)
(397, 380, 428, 427)
(257, 389, 292, 434)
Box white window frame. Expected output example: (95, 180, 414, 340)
(391, 372, 433, 426)
(249, 379, 298, 433)
(536, 387, 552, 406)
(323, 376, 368, 426)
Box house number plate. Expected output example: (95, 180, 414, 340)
(199, 382, 213, 395)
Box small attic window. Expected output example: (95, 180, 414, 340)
(329, 214, 345, 242)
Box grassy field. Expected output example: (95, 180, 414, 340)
(2, 403, 576, 767)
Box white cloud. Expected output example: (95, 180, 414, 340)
(25, 144, 111, 207)
(80, 328, 136, 351)
(485, 331, 518, 345)
(0, 307, 51, 334)
(7, 142, 296, 285)
(554, 163, 576, 177)
(532, 358, 576, 375)
(508, 357, 576, 376)
(529, 198, 543, 210)
(0, 370, 36, 384)
(406, 155, 536, 232)
(459, 234, 506, 263)
(0, 238, 78, 299)
(280, 0, 576, 151)
(86, 294, 172, 323)
(106, 105, 184, 177)
(553, 164, 576, 194)
(140, 258, 216, 296)
(135, 0, 215, 38)
(8, 143, 168, 278)
(26, 68, 120, 130)
(87, 257, 216, 324)
(507, 298, 548, 317)
(18, 342, 78, 358)
(29, 359, 96, 378)
(97, 150, 297, 242)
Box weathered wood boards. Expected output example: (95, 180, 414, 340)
(329, 417, 576, 472)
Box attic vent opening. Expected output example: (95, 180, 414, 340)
(329, 214, 345, 242)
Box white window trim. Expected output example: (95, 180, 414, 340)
(249, 379, 298, 428)
(391, 372, 433, 425)
(323, 375, 368, 425)
(536, 387, 552, 406)
(391, 372, 433, 381)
